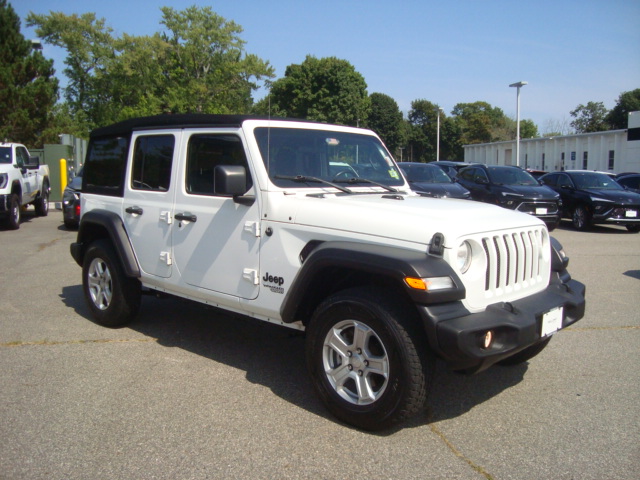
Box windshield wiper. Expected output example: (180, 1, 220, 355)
(335, 177, 398, 192)
(274, 175, 352, 193)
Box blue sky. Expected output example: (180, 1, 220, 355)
(15, 0, 640, 132)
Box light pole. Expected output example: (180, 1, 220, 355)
(509, 81, 527, 167)
(436, 107, 443, 161)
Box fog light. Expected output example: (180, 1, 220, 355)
(482, 330, 494, 349)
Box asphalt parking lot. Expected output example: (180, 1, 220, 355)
(1, 209, 639, 480)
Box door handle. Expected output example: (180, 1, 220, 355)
(125, 206, 143, 215)
(174, 212, 197, 223)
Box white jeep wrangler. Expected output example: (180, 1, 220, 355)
(70, 114, 586, 430)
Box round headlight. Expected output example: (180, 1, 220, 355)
(457, 241, 472, 274)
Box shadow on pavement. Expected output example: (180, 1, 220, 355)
(60, 285, 529, 432)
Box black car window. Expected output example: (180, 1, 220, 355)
(476, 169, 489, 183)
(571, 172, 623, 190)
(541, 174, 557, 187)
(619, 176, 640, 190)
(489, 167, 538, 186)
(459, 168, 475, 181)
(557, 174, 573, 188)
(406, 165, 452, 184)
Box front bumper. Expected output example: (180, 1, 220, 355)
(593, 205, 640, 226)
(418, 278, 586, 372)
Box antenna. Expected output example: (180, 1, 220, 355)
(267, 90, 271, 175)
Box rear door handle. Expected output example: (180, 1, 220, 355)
(174, 212, 197, 223)
(125, 206, 143, 215)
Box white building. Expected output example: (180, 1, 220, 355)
(464, 111, 640, 174)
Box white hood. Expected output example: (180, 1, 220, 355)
(268, 191, 544, 248)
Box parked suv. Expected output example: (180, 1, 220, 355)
(540, 170, 640, 232)
(456, 164, 561, 230)
(70, 115, 585, 430)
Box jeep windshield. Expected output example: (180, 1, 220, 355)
(254, 127, 404, 190)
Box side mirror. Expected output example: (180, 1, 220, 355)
(475, 177, 489, 185)
(214, 165, 255, 206)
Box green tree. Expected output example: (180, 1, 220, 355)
(451, 101, 506, 145)
(366, 93, 404, 154)
(0, 0, 58, 146)
(569, 101, 610, 133)
(27, 6, 274, 135)
(492, 117, 539, 142)
(159, 6, 273, 114)
(606, 89, 640, 129)
(26, 10, 115, 133)
(260, 55, 369, 126)
(406, 99, 440, 162)
(404, 100, 461, 162)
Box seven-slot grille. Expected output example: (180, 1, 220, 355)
(481, 228, 544, 292)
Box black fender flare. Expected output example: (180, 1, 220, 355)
(280, 241, 465, 324)
(70, 209, 140, 278)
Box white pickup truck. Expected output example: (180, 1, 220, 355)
(0, 142, 50, 229)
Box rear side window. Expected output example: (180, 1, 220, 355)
(83, 136, 129, 196)
(131, 135, 175, 192)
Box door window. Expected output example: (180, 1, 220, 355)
(186, 135, 252, 196)
(131, 135, 175, 192)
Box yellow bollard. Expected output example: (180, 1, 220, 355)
(59, 159, 67, 197)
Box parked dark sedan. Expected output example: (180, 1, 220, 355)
(540, 170, 640, 232)
(615, 173, 640, 194)
(456, 164, 561, 230)
(62, 167, 82, 228)
(399, 162, 471, 199)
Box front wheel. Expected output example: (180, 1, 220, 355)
(626, 225, 640, 233)
(6, 194, 21, 230)
(572, 205, 592, 231)
(82, 239, 141, 327)
(306, 287, 434, 431)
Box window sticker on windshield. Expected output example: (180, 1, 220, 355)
(389, 169, 399, 179)
(326, 138, 340, 146)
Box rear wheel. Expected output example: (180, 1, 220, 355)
(34, 185, 49, 216)
(306, 287, 434, 431)
(82, 239, 141, 327)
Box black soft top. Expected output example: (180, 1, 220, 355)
(89, 114, 309, 138)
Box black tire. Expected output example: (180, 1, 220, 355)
(305, 287, 434, 431)
(6, 194, 21, 230)
(572, 205, 592, 231)
(498, 337, 552, 366)
(82, 239, 141, 327)
(34, 185, 49, 216)
(626, 225, 640, 233)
